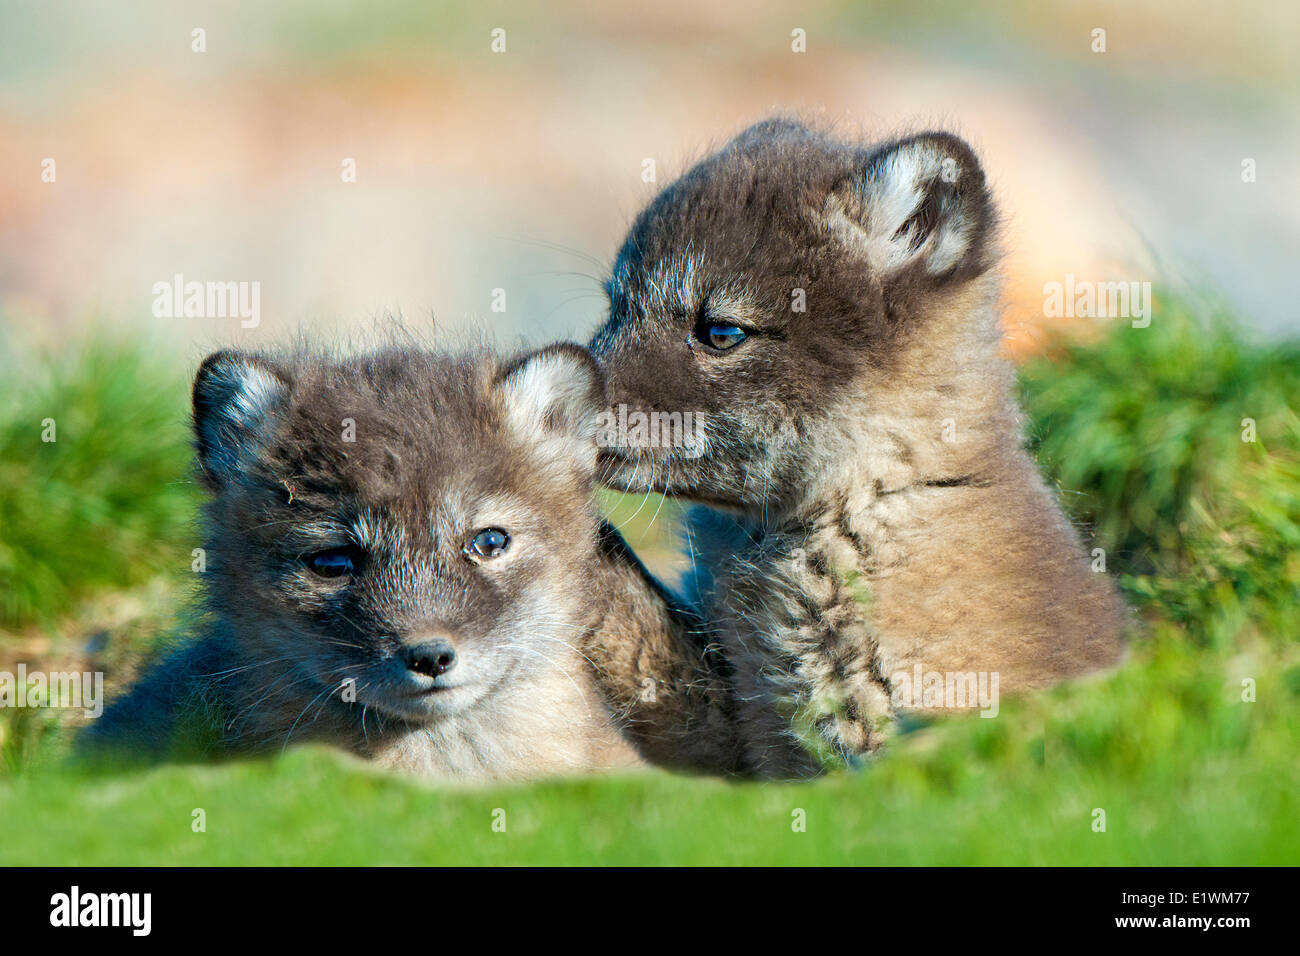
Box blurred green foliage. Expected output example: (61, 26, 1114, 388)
(0, 334, 200, 629)
(1021, 300, 1300, 651)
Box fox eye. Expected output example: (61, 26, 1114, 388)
(306, 547, 360, 579)
(466, 528, 511, 561)
(703, 323, 747, 350)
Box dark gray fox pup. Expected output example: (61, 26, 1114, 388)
(589, 119, 1129, 776)
(86, 343, 740, 780)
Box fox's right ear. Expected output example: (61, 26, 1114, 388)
(192, 350, 289, 487)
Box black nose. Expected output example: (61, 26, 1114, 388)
(405, 639, 457, 678)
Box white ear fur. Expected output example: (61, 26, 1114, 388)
(193, 351, 288, 482)
(220, 364, 284, 428)
(495, 347, 603, 470)
(838, 135, 986, 278)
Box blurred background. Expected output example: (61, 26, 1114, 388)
(2, 0, 1297, 356)
(3, 0, 1298, 636)
(1, 1, 1298, 866)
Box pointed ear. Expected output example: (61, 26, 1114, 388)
(493, 345, 604, 473)
(192, 350, 289, 488)
(834, 131, 995, 285)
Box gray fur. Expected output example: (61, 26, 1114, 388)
(590, 119, 1130, 776)
(85, 344, 742, 780)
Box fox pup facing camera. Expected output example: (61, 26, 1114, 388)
(85, 343, 741, 780)
(590, 119, 1130, 776)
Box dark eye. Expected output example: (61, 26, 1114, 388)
(306, 547, 360, 579)
(704, 324, 747, 350)
(466, 528, 511, 561)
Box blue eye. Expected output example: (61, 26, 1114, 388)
(466, 528, 511, 560)
(706, 324, 747, 350)
(307, 548, 359, 578)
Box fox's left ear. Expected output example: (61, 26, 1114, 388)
(494, 344, 605, 472)
(192, 349, 291, 489)
(832, 131, 996, 285)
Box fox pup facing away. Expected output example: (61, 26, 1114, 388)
(589, 119, 1130, 776)
(85, 344, 741, 781)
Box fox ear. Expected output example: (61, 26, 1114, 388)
(833, 131, 995, 284)
(494, 344, 605, 472)
(192, 350, 289, 487)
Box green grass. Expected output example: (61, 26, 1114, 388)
(1, 298, 1297, 865)
(0, 333, 200, 630)
(1021, 300, 1300, 650)
(4, 622, 1295, 865)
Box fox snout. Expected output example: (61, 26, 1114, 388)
(403, 636, 458, 678)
